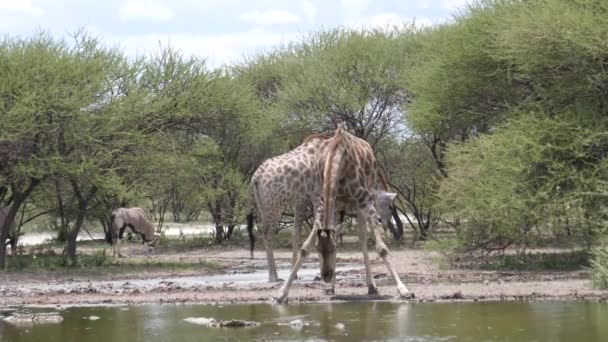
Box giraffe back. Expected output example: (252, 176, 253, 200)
(251, 135, 330, 218)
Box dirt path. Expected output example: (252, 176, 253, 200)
(1, 248, 607, 306)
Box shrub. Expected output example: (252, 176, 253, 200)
(591, 243, 608, 289)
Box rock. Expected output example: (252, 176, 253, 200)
(88, 316, 100, 320)
(184, 317, 216, 326)
(184, 317, 259, 328)
(216, 320, 259, 328)
(290, 319, 304, 328)
(440, 290, 464, 300)
(335, 322, 345, 330)
(4, 312, 63, 325)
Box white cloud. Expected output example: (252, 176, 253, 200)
(413, 17, 438, 28)
(303, 0, 317, 20)
(0, 0, 43, 16)
(340, 0, 370, 13)
(119, 0, 174, 22)
(113, 29, 299, 68)
(442, 0, 469, 10)
(240, 9, 300, 26)
(345, 12, 402, 30)
(368, 13, 404, 27)
(345, 13, 445, 30)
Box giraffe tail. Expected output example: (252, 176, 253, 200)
(248, 179, 263, 259)
(246, 212, 255, 259)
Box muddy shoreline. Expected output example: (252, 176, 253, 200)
(1, 248, 607, 306)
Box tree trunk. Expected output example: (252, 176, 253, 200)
(226, 224, 235, 240)
(66, 230, 78, 266)
(0, 199, 22, 269)
(0, 179, 39, 270)
(66, 179, 96, 266)
(208, 200, 225, 244)
(215, 224, 225, 243)
(66, 204, 87, 266)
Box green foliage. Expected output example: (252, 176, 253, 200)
(379, 136, 441, 238)
(591, 242, 608, 289)
(490, 0, 608, 116)
(406, 0, 608, 253)
(477, 251, 590, 271)
(248, 28, 415, 146)
(406, 1, 521, 138)
(4, 0, 608, 268)
(6, 250, 220, 272)
(439, 114, 608, 250)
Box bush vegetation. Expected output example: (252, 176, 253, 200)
(1, 1, 607, 282)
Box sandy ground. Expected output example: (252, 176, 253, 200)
(1, 247, 607, 306)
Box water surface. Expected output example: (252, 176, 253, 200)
(1, 301, 607, 341)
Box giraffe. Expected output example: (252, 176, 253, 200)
(249, 134, 397, 283)
(274, 124, 412, 303)
(250, 134, 330, 282)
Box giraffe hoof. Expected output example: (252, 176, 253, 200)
(376, 244, 389, 257)
(272, 296, 288, 305)
(398, 286, 414, 299)
(400, 292, 415, 300)
(368, 286, 379, 295)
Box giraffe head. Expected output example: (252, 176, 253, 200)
(376, 191, 397, 226)
(316, 224, 341, 283)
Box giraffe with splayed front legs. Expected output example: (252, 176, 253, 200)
(274, 124, 412, 303)
(249, 134, 397, 283)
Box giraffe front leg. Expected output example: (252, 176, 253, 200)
(358, 213, 378, 295)
(274, 226, 318, 304)
(366, 205, 412, 299)
(291, 205, 304, 276)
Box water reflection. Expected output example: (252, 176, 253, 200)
(1, 301, 607, 341)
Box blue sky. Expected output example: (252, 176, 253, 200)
(0, 0, 468, 67)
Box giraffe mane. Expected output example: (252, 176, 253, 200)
(303, 132, 333, 143)
(377, 168, 390, 191)
(322, 125, 345, 230)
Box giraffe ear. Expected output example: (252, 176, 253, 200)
(378, 191, 397, 203)
(335, 223, 346, 235)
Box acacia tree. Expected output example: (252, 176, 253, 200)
(408, 0, 608, 252)
(233, 28, 424, 241)
(129, 47, 266, 241)
(274, 28, 415, 147)
(0, 31, 143, 266)
(378, 136, 440, 240)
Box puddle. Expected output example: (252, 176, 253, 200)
(1, 263, 363, 296)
